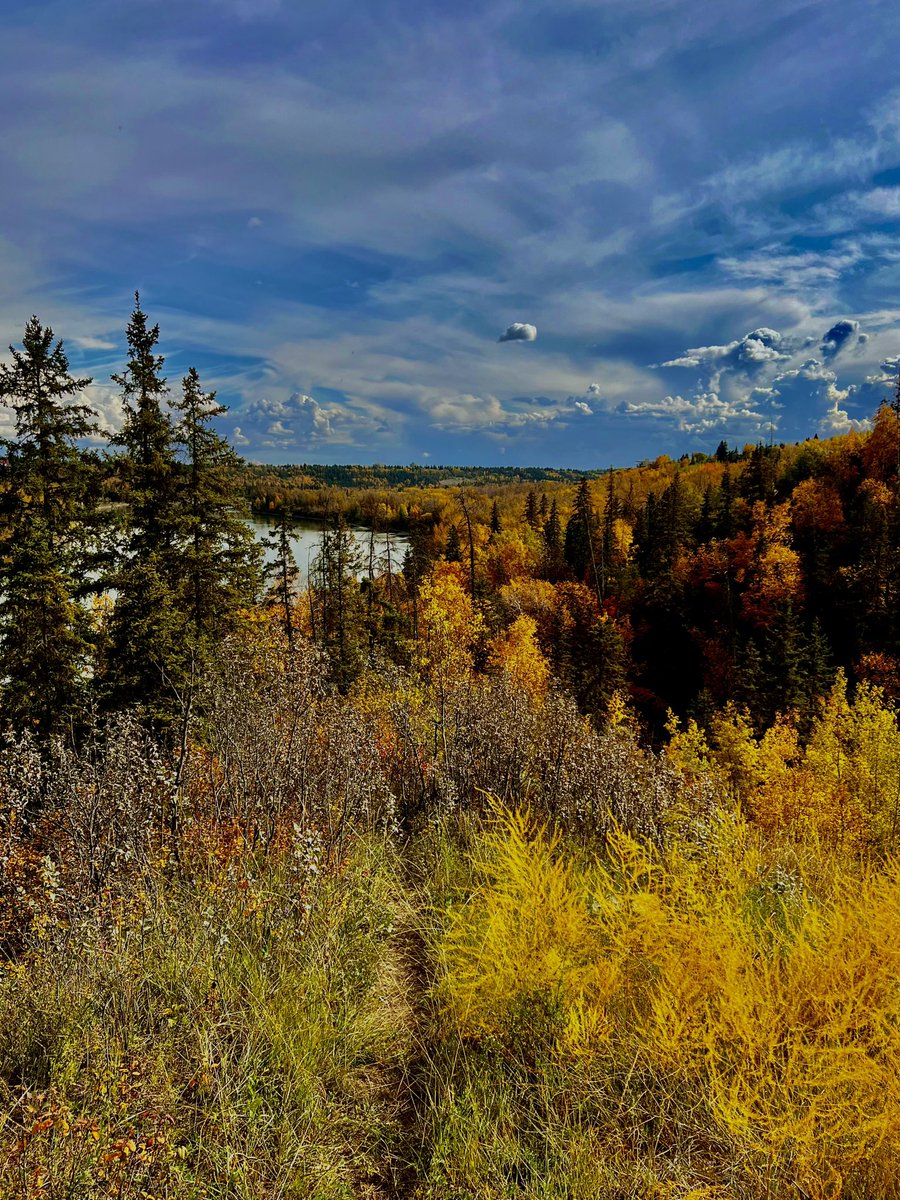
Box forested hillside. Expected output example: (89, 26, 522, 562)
(4, 303, 900, 1198)
(250, 408, 900, 736)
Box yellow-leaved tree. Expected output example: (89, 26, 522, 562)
(417, 564, 484, 692)
(487, 614, 550, 701)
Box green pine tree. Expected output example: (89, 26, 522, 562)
(543, 498, 565, 580)
(524, 490, 538, 528)
(0, 317, 99, 736)
(564, 477, 598, 585)
(445, 523, 463, 562)
(174, 367, 263, 655)
(106, 295, 185, 722)
(264, 508, 300, 647)
(312, 514, 364, 691)
(490, 500, 502, 536)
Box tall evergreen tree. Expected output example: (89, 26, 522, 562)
(564, 478, 599, 587)
(490, 500, 502, 536)
(445, 523, 463, 562)
(0, 317, 98, 736)
(601, 470, 622, 598)
(174, 367, 262, 653)
(457, 491, 477, 598)
(542, 498, 565, 580)
(718, 468, 736, 539)
(112, 294, 177, 552)
(265, 509, 300, 647)
(524, 490, 538, 529)
(312, 514, 364, 690)
(402, 519, 435, 645)
(106, 295, 184, 721)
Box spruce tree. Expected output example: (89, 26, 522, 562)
(445, 523, 462, 562)
(601, 470, 621, 598)
(490, 500, 502, 536)
(312, 514, 364, 690)
(0, 317, 99, 736)
(564, 477, 598, 584)
(718, 468, 736, 539)
(106, 294, 184, 722)
(524, 490, 538, 528)
(112, 294, 177, 553)
(542, 498, 565, 580)
(265, 508, 299, 647)
(174, 367, 262, 654)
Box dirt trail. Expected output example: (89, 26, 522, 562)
(357, 884, 433, 1200)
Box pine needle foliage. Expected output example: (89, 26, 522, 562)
(0, 317, 98, 736)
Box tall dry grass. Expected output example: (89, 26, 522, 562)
(0, 834, 414, 1199)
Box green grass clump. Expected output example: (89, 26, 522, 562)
(0, 836, 415, 1199)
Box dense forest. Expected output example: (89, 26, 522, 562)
(4, 301, 900, 1198)
(253, 406, 900, 738)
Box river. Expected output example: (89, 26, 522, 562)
(246, 515, 410, 586)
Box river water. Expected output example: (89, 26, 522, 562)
(246, 515, 410, 586)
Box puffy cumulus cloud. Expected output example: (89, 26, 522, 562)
(564, 383, 609, 416)
(771, 358, 836, 386)
(646, 327, 795, 435)
(857, 357, 900, 391)
(618, 391, 770, 435)
(648, 319, 883, 440)
(259, 393, 332, 442)
(841, 357, 900, 415)
(660, 327, 789, 372)
(426, 389, 598, 435)
(81, 383, 125, 440)
(429, 392, 560, 433)
(236, 391, 380, 449)
(761, 358, 871, 437)
(498, 322, 537, 343)
(821, 319, 868, 359)
(819, 382, 869, 434)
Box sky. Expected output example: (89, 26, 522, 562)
(3, 0, 900, 468)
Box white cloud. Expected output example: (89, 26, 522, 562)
(719, 245, 865, 292)
(71, 334, 116, 351)
(819, 383, 869, 435)
(81, 382, 125, 439)
(620, 390, 769, 435)
(574, 400, 592, 414)
(660, 327, 788, 371)
(242, 391, 347, 446)
(498, 322, 537, 343)
(821, 318, 868, 359)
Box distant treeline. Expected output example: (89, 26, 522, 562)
(239, 442, 757, 526)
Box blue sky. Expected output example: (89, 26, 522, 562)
(3, 0, 900, 467)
